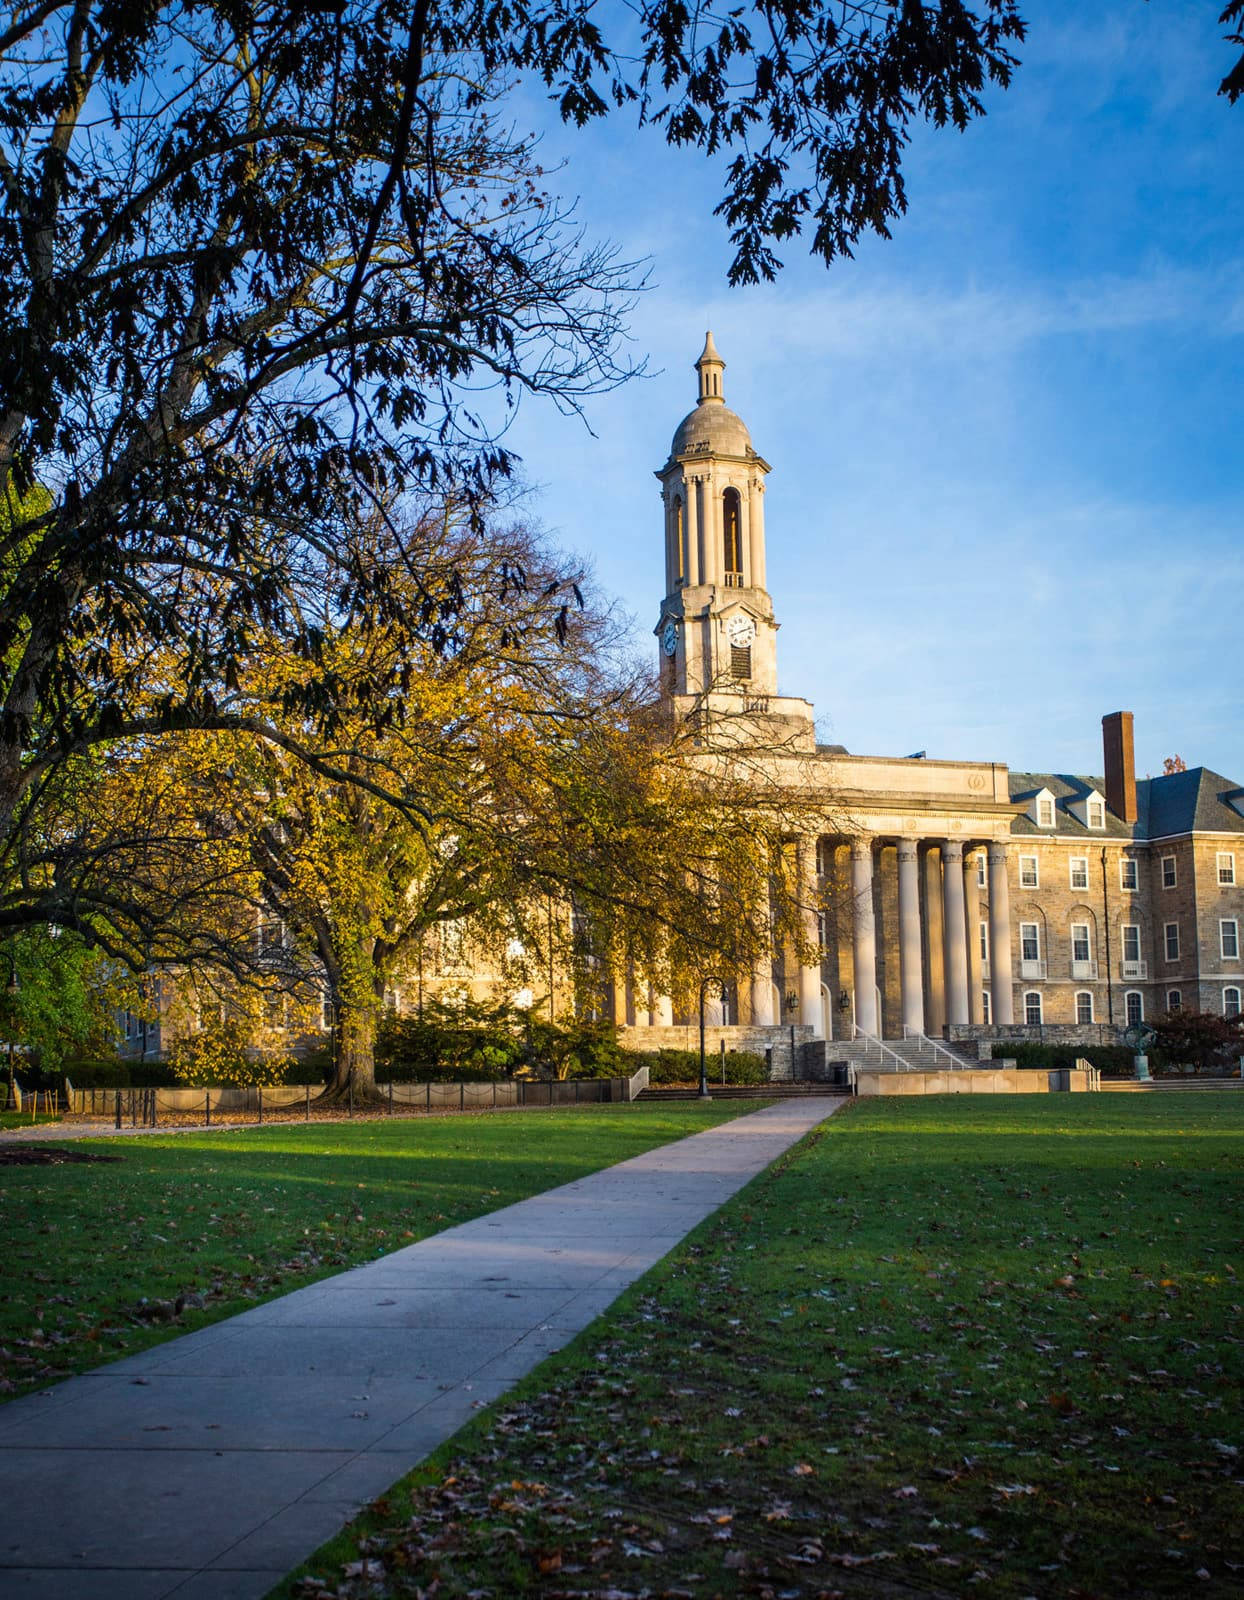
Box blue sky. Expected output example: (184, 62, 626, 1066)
(500, 0, 1242, 785)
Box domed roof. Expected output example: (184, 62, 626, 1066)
(671, 400, 753, 457)
(669, 330, 754, 459)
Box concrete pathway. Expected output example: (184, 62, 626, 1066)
(0, 1096, 845, 1599)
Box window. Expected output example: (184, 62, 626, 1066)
(1120, 857, 1138, 891)
(1075, 991, 1094, 1024)
(1071, 923, 1091, 963)
(1087, 799, 1105, 829)
(730, 643, 752, 680)
(1225, 987, 1241, 1018)
(1162, 854, 1177, 889)
(1222, 919, 1240, 960)
(982, 989, 991, 1024)
(1125, 990, 1144, 1025)
(1164, 922, 1180, 962)
(1019, 855, 1039, 888)
(1070, 856, 1089, 890)
(979, 920, 989, 960)
(1218, 852, 1236, 886)
(817, 910, 830, 948)
(1122, 924, 1141, 964)
(816, 837, 834, 876)
(977, 853, 987, 887)
(321, 996, 335, 1032)
(1166, 990, 1182, 1012)
(722, 488, 743, 582)
(257, 908, 286, 952)
(1020, 923, 1040, 962)
(1037, 796, 1055, 828)
(1024, 991, 1043, 1024)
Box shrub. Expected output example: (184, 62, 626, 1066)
(375, 997, 525, 1082)
(167, 1018, 291, 1088)
(645, 1048, 768, 1086)
(1002, 1041, 1147, 1079)
(57, 1057, 178, 1089)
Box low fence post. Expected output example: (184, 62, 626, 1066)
(460, 1082, 464, 1112)
(305, 1084, 311, 1122)
(115, 1089, 121, 1130)
(388, 1079, 393, 1116)
(426, 1081, 431, 1113)
(205, 1091, 211, 1128)
(348, 1072, 353, 1117)
(257, 1086, 263, 1125)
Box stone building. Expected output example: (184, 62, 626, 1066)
(615, 333, 1244, 1045)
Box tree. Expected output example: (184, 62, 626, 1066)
(1149, 1008, 1244, 1075)
(102, 504, 826, 1097)
(0, 925, 140, 1084)
(0, 0, 1060, 924)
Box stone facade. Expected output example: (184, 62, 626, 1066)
(611, 334, 1244, 1049)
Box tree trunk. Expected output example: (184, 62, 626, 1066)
(324, 1003, 378, 1100)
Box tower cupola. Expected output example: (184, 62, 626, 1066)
(695, 328, 726, 403)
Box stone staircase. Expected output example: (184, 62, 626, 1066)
(810, 1033, 979, 1079)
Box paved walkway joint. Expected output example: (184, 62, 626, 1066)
(0, 1097, 844, 1599)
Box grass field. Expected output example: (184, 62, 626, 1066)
(281, 1094, 1244, 1599)
(0, 1103, 754, 1400)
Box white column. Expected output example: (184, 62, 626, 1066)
(654, 993, 673, 1027)
(965, 850, 984, 1023)
(923, 846, 946, 1035)
(897, 840, 924, 1035)
(987, 842, 1015, 1026)
(700, 475, 716, 585)
(750, 961, 774, 1025)
(685, 476, 700, 587)
(738, 485, 751, 587)
(797, 835, 824, 1037)
(941, 839, 970, 1026)
(851, 840, 879, 1036)
(750, 479, 767, 590)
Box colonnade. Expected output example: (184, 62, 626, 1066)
(610, 835, 1016, 1040)
(847, 836, 1015, 1033)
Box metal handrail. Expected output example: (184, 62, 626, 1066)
(852, 1025, 912, 1072)
(901, 1026, 968, 1070)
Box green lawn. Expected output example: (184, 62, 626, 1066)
(0, 1110, 58, 1129)
(282, 1094, 1244, 1599)
(0, 1103, 754, 1400)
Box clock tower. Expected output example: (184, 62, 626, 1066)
(654, 334, 813, 745)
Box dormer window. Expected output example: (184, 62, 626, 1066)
(1068, 788, 1107, 830)
(1029, 788, 1056, 828)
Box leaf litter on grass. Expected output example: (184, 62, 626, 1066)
(285, 1096, 1244, 1599)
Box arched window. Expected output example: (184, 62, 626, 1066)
(672, 495, 685, 583)
(1024, 990, 1043, 1024)
(1075, 991, 1093, 1024)
(1166, 989, 1182, 1013)
(1125, 990, 1144, 1025)
(1224, 987, 1241, 1018)
(723, 488, 743, 584)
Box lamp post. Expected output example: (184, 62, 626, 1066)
(698, 975, 726, 1099)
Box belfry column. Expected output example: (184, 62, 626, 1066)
(685, 477, 700, 586)
(941, 840, 970, 1026)
(987, 843, 1016, 1025)
(851, 840, 879, 1036)
(797, 835, 824, 1037)
(750, 479, 767, 591)
(964, 851, 984, 1023)
(897, 840, 925, 1035)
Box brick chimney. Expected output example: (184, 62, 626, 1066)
(1102, 711, 1137, 824)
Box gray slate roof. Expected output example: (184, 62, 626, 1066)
(1008, 766, 1244, 841)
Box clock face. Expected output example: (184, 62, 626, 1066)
(726, 613, 756, 648)
(661, 619, 678, 657)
